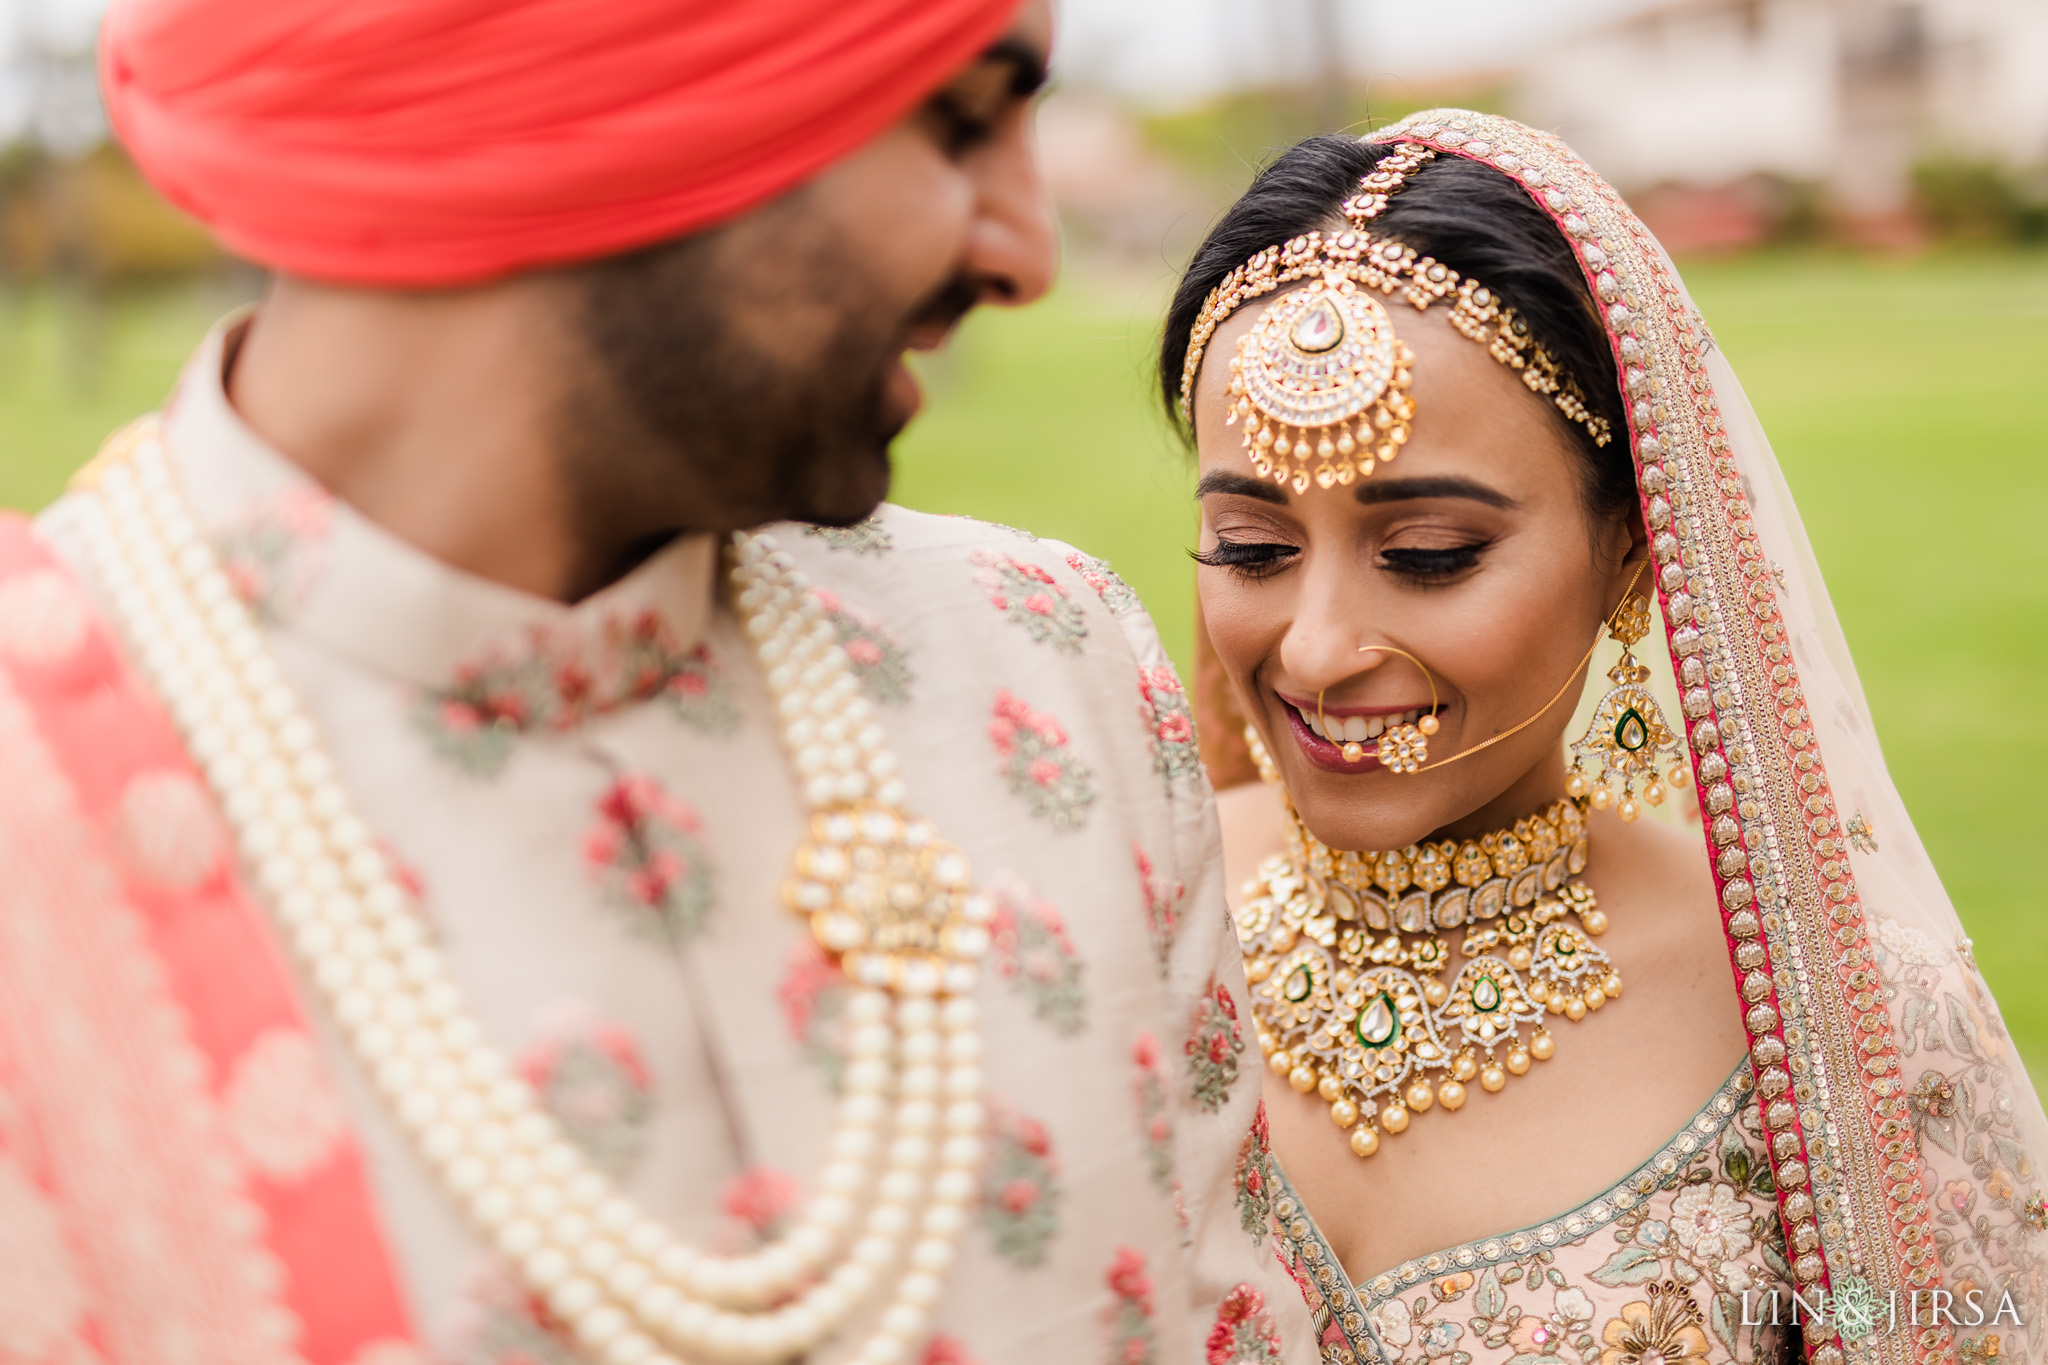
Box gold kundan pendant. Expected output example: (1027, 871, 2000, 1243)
(1227, 269, 1416, 494)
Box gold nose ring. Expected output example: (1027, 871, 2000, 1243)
(1317, 645, 1440, 773)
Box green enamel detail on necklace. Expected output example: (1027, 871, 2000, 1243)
(1356, 992, 1398, 1048)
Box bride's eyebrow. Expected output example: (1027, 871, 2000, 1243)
(1356, 476, 1517, 509)
(1195, 471, 1289, 504)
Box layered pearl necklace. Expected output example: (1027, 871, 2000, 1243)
(73, 423, 992, 1365)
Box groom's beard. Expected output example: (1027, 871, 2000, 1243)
(569, 225, 984, 534)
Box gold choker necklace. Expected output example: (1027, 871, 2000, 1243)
(1237, 798, 1619, 1156)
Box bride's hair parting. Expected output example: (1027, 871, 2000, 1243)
(1161, 135, 1634, 524)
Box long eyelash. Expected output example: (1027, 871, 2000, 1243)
(1191, 539, 1298, 580)
(1379, 543, 1488, 581)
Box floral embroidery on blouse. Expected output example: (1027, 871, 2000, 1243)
(989, 690, 1095, 830)
(1104, 1246, 1160, 1365)
(451, 1263, 581, 1365)
(416, 610, 736, 778)
(1186, 980, 1246, 1112)
(1065, 551, 1141, 616)
(985, 870, 1086, 1036)
(209, 485, 334, 626)
(1131, 1031, 1176, 1193)
(777, 937, 851, 1090)
(1134, 843, 1184, 975)
(1270, 1065, 1810, 1365)
(582, 774, 716, 946)
(812, 587, 913, 705)
(518, 1001, 655, 1181)
(801, 516, 893, 554)
(1137, 663, 1201, 787)
(1235, 1101, 1277, 1246)
(970, 549, 1088, 654)
(1209, 1284, 1286, 1365)
(979, 1108, 1062, 1268)
(1873, 913, 2047, 1349)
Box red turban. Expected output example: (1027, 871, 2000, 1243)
(101, 0, 1026, 285)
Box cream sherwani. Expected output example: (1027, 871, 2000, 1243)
(36, 321, 1314, 1365)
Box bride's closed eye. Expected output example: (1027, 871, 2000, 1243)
(1192, 536, 1299, 579)
(1378, 542, 1489, 582)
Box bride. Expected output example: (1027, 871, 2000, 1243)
(1162, 112, 2047, 1365)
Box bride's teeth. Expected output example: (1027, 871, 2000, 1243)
(1340, 715, 1367, 743)
(1301, 706, 1327, 740)
(1402, 709, 1418, 725)
(1366, 716, 1385, 739)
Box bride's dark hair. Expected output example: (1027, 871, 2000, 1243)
(1160, 134, 1634, 522)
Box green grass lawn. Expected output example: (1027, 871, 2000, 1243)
(3, 255, 2042, 1079)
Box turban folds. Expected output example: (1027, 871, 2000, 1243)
(101, 0, 1026, 285)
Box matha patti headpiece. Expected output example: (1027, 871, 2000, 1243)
(1179, 142, 1612, 494)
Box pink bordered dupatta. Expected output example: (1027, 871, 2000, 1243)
(0, 512, 418, 1364)
(1347, 113, 2048, 1365)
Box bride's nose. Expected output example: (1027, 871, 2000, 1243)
(1275, 570, 1390, 696)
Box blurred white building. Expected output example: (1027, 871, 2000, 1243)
(1516, 0, 2048, 237)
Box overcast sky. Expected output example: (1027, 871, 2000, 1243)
(0, 0, 1666, 133)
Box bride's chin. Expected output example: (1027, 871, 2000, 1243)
(1285, 781, 1449, 857)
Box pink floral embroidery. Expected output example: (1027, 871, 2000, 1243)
(1137, 664, 1201, 786)
(778, 937, 852, 1089)
(717, 1167, 801, 1252)
(583, 774, 716, 945)
(1234, 1102, 1275, 1243)
(211, 486, 334, 625)
(518, 1001, 654, 1180)
(812, 587, 913, 704)
(1104, 1246, 1159, 1365)
(921, 1336, 982, 1365)
(979, 1109, 1061, 1267)
(451, 1263, 579, 1365)
(221, 1028, 348, 1184)
(971, 549, 1087, 653)
(1131, 1032, 1174, 1192)
(1207, 1285, 1284, 1365)
(1134, 844, 1185, 974)
(418, 610, 735, 777)
(1065, 551, 1141, 616)
(1186, 981, 1246, 1112)
(802, 516, 892, 554)
(990, 690, 1094, 830)
(986, 870, 1086, 1036)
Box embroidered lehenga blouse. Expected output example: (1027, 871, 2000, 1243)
(1196, 111, 2048, 1365)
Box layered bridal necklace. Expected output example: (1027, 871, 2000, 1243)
(74, 422, 991, 1365)
(1238, 791, 1621, 1158)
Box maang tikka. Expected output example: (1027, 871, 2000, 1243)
(1179, 142, 1612, 496)
(1567, 588, 1687, 821)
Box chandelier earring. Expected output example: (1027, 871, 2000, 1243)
(1566, 566, 1684, 822)
(1317, 644, 1441, 773)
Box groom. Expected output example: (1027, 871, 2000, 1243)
(0, 0, 1312, 1361)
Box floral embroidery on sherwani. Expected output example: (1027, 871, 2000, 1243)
(1134, 843, 1184, 974)
(971, 549, 1088, 654)
(1131, 1031, 1176, 1193)
(583, 773, 716, 945)
(986, 869, 1087, 1036)
(1186, 981, 1246, 1112)
(1872, 914, 2047, 1344)
(1104, 1246, 1161, 1365)
(777, 937, 850, 1090)
(518, 1001, 655, 1181)
(1208, 1284, 1285, 1365)
(812, 586, 913, 704)
(716, 1166, 801, 1252)
(802, 516, 893, 554)
(417, 610, 736, 777)
(1234, 1103, 1276, 1246)
(1065, 550, 1141, 616)
(1137, 663, 1201, 788)
(989, 689, 1095, 829)
(209, 484, 333, 625)
(979, 1109, 1062, 1268)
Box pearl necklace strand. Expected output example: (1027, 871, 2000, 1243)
(73, 426, 990, 1365)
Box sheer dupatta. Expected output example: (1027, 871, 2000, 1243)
(1197, 112, 2046, 1365)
